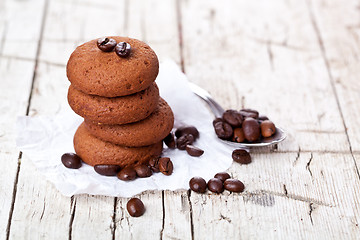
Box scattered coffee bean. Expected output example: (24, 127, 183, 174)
(222, 110, 243, 127)
(260, 120, 276, 137)
(224, 179, 245, 193)
(214, 172, 231, 182)
(242, 117, 260, 142)
(258, 115, 269, 121)
(232, 149, 251, 164)
(117, 167, 137, 181)
(148, 158, 160, 172)
(127, 198, 145, 217)
(214, 121, 233, 139)
(189, 177, 207, 193)
(212, 118, 223, 127)
(239, 109, 259, 119)
(232, 128, 245, 143)
(97, 37, 117, 52)
(207, 178, 224, 193)
(94, 164, 121, 176)
(163, 132, 176, 149)
(186, 145, 204, 157)
(159, 157, 173, 175)
(61, 153, 82, 169)
(176, 134, 195, 150)
(175, 126, 199, 140)
(134, 164, 152, 178)
(115, 42, 131, 58)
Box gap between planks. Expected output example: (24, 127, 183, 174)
(5, 0, 49, 239)
(305, 0, 360, 181)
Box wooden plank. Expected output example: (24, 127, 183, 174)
(180, 0, 349, 152)
(307, 0, 360, 152)
(0, 57, 35, 240)
(191, 152, 360, 239)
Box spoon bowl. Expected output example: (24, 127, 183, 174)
(188, 82, 286, 148)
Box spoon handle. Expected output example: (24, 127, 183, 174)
(188, 82, 225, 118)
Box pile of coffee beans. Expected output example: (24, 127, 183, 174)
(189, 172, 245, 194)
(213, 108, 276, 143)
(164, 125, 204, 157)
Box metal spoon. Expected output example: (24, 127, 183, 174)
(189, 82, 286, 148)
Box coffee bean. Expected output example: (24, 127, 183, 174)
(242, 117, 260, 142)
(258, 115, 269, 121)
(134, 164, 152, 178)
(207, 178, 224, 193)
(186, 145, 204, 157)
(260, 120, 276, 137)
(239, 109, 259, 119)
(222, 110, 243, 127)
(232, 149, 251, 164)
(127, 198, 145, 217)
(224, 179, 245, 192)
(159, 157, 173, 175)
(212, 118, 223, 127)
(97, 37, 117, 52)
(117, 167, 137, 181)
(61, 153, 82, 169)
(148, 158, 160, 172)
(115, 42, 131, 58)
(94, 164, 121, 176)
(175, 126, 199, 140)
(189, 177, 207, 193)
(163, 132, 176, 149)
(176, 134, 194, 150)
(214, 121, 233, 139)
(232, 128, 245, 143)
(214, 172, 231, 182)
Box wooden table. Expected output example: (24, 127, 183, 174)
(1, 0, 359, 239)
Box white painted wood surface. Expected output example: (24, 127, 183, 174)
(1, 0, 360, 239)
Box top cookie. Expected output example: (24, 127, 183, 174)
(66, 36, 159, 97)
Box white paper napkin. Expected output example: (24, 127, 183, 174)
(16, 60, 234, 197)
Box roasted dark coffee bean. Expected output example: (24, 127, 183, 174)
(239, 108, 259, 119)
(186, 145, 204, 157)
(97, 37, 117, 52)
(189, 177, 207, 193)
(224, 179, 245, 193)
(260, 120, 276, 137)
(222, 110, 243, 127)
(258, 115, 269, 121)
(232, 128, 245, 143)
(176, 134, 194, 150)
(214, 121, 233, 139)
(232, 149, 251, 164)
(207, 178, 224, 193)
(61, 153, 82, 169)
(134, 164, 152, 178)
(163, 132, 176, 149)
(242, 117, 260, 142)
(212, 118, 223, 127)
(159, 157, 173, 175)
(127, 198, 145, 217)
(117, 167, 137, 181)
(94, 164, 121, 176)
(214, 172, 231, 182)
(148, 158, 160, 172)
(175, 126, 199, 140)
(115, 42, 131, 58)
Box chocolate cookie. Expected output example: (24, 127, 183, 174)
(66, 36, 159, 97)
(84, 98, 174, 147)
(68, 82, 159, 125)
(74, 122, 163, 168)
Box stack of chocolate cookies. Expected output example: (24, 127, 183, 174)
(66, 36, 174, 178)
